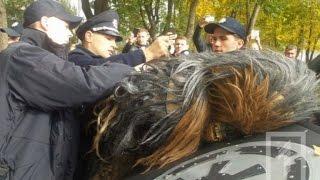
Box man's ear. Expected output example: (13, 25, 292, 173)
(237, 39, 245, 49)
(40, 16, 49, 31)
(84, 31, 93, 43)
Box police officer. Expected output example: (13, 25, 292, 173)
(0, 0, 168, 179)
(204, 17, 246, 53)
(69, 10, 168, 69)
(68, 10, 170, 180)
(0, 21, 23, 44)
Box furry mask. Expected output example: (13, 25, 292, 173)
(91, 50, 319, 179)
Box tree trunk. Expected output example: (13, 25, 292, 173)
(230, 9, 237, 18)
(305, 24, 313, 62)
(230, 0, 241, 18)
(163, 0, 174, 32)
(0, 0, 7, 51)
(310, 34, 319, 61)
(144, 1, 155, 38)
(296, 27, 304, 58)
(173, 0, 178, 26)
(273, 29, 278, 48)
(82, 0, 111, 19)
(81, 0, 93, 18)
(246, 0, 250, 26)
(305, 1, 317, 62)
(245, 2, 260, 44)
(138, 0, 160, 39)
(138, 2, 148, 29)
(185, 0, 199, 38)
(94, 0, 110, 15)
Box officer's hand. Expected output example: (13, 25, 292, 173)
(143, 36, 170, 62)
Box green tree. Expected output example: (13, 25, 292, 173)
(4, 0, 315, 57)
(185, 0, 199, 38)
(5, 0, 32, 25)
(0, 0, 7, 51)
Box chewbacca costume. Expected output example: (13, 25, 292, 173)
(85, 50, 319, 179)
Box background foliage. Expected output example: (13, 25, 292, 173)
(2, 0, 320, 60)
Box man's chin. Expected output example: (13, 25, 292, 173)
(47, 35, 70, 45)
(102, 54, 111, 58)
(52, 40, 69, 46)
(59, 41, 70, 45)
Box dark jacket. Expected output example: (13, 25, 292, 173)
(69, 45, 146, 68)
(68, 44, 145, 180)
(0, 28, 133, 180)
(172, 50, 190, 57)
(122, 43, 147, 53)
(192, 25, 212, 53)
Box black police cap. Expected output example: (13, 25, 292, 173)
(0, 22, 23, 37)
(23, 0, 82, 29)
(204, 17, 246, 40)
(76, 10, 123, 42)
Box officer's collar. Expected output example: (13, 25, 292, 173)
(20, 28, 69, 60)
(75, 44, 104, 58)
(20, 28, 48, 48)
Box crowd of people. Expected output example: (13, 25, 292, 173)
(0, 0, 318, 180)
(1, 7, 301, 59)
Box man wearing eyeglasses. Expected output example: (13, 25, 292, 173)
(204, 17, 246, 53)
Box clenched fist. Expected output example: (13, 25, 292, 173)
(143, 36, 170, 61)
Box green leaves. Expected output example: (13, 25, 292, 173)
(3, 0, 320, 55)
(4, 0, 32, 24)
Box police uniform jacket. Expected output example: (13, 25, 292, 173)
(69, 45, 145, 68)
(68, 44, 145, 179)
(122, 43, 146, 53)
(0, 28, 133, 180)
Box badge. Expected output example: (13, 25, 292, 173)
(219, 18, 227, 23)
(12, 22, 19, 27)
(112, 19, 118, 28)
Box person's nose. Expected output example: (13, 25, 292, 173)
(212, 39, 221, 47)
(110, 40, 117, 51)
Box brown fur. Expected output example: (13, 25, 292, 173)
(209, 66, 293, 134)
(135, 65, 294, 169)
(136, 95, 210, 170)
(93, 64, 296, 177)
(93, 98, 118, 160)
